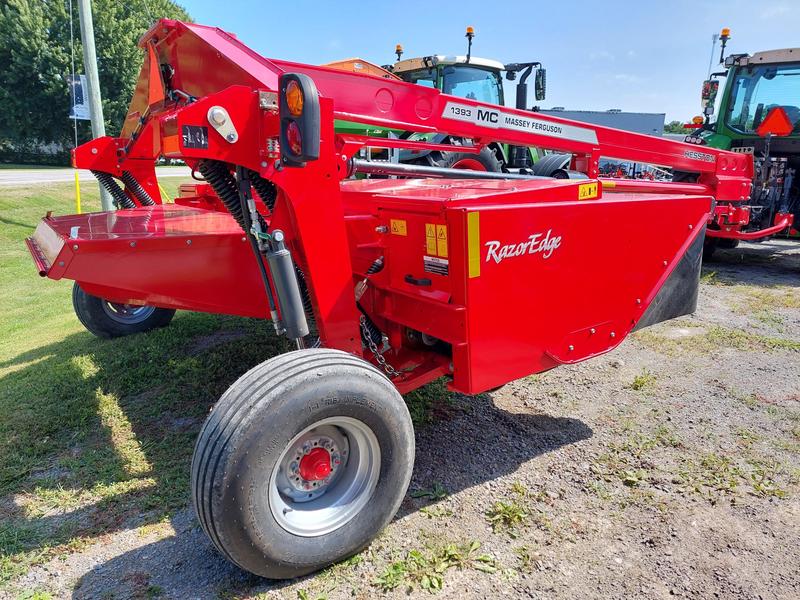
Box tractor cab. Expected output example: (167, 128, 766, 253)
(388, 27, 545, 111)
(685, 29, 800, 242)
(392, 55, 506, 106)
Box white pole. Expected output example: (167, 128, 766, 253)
(77, 0, 114, 211)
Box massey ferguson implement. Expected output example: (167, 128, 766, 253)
(26, 20, 753, 579)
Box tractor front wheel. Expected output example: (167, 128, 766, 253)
(429, 146, 502, 172)
(72, 282, 175, 338)
(191, 348, 415, 579)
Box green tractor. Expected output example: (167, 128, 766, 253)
(683, 28, 799, 251)
(330, 27, 551, 173)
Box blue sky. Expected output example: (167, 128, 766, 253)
(177, 0, 799, 121)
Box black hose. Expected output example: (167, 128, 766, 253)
(121, 171, 156, 206)
(92, 171, 135, 209)
(357, 255, 385, 346)
(197, 160, 268, 232)
(247, 169, 278, 213)
(366, 256, 385, 275)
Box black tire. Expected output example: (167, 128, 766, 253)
(703, 237, 718, 260)
(428, 146, 502, 172)
(672, 170, 699, 183)
(72, 282, 175, 338)
(191, 348, 415, 579)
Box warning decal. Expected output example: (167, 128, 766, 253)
(424, 255, 449, 276)
(426, 222, 448, 258)
(578, 182, 598, 200)
(390, 219, 407, 236)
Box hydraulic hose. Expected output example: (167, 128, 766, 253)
(247, 169, 278, 213)
(121, 171, 156, 206)
(197, 160, 267, 232)
(92, 171, 136, 209)
(357, 256, 385, 346)
(202, 160, 318, 340)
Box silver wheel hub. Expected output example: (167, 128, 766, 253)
(269, 416, 380, 537)
(102, 301, 156, 324)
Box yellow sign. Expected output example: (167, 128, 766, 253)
(390, 219, 407, 236)
(578, 182, 598, 200)
(436, 224, 448, 258)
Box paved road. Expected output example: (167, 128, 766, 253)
(0, 166, 191, 186)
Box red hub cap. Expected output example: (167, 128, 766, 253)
(299, 447, 332, 481)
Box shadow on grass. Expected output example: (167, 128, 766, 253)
(703, 239, 800, 287)
(70, 383, 592, 598)
(0, 309, 592, 596)
(0, 311, 288, 583)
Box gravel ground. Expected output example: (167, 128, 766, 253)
(9, 239, 800, 600)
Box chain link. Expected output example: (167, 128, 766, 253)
(360, 315, 400, 378)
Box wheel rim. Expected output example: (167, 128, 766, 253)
(451, 157, 487, 171)
(269, 416, 381, 537)
(101, 301, 156, 324)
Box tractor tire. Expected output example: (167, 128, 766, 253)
(429, 146, 502, 172)
(703, 238, 718, 260)
(672, 170, 699, 183)
(191, 348, 415, 579)
(72, 282, 175, 338)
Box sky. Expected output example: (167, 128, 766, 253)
(176, 0, 799, 122)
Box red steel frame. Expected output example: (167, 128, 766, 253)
(32, 19, 755, 395)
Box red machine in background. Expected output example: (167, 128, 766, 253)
(26, 20, 752, 579)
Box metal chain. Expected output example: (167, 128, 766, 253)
(360, 315, 400, 378)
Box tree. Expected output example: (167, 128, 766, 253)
(664, 120, 688, 134)
(0, 0, 190, 161)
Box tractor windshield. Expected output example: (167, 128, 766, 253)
(442, 65, 502, 105)
(726, 63, 800, 135)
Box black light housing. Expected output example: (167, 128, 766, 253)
(279, 73, 320, 167)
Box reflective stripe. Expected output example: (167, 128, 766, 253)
(467, 212, 480, 278)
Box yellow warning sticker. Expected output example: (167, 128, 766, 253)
(425, 223, 436, 238)
(578, 182, 599, 200)
(390, 219, 407, 236)
(426, 237, 437, 255)
(436, 224, 448, 258)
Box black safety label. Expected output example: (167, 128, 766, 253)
(182, 125, 209, 149)
(423, 255, 449, 276)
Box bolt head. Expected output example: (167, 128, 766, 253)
(130, 241, 136, 247)
(568, 345, 574, 351)
(91, 148, 98, 154)
(209, 106, 227, 125)
(610, 331, 616, 338)
(72, 244, 78, 251)
(590, 328, 596, 335)
(186, 239, 192, 245)
(226, 133, 237, 142)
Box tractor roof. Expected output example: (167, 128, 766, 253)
(737, 48, 800, 66)
(392, 55, 505, 74)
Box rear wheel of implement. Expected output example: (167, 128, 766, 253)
(429, 146, 502, 172)
(191, 348, 415, 579)
(72, 282, 175, 338)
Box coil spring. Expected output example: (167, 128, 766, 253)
(247, 169, 278, 213)
(92, 171, 136, 209)
(121, 171, 155, 206)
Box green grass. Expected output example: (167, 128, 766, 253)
(373, 541, 496, 593)
(0, 181, 464, 586)
(0, 180, 301, 583)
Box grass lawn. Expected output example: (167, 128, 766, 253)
(0, 179, 289, 585)
(0, 180, 443, 588)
